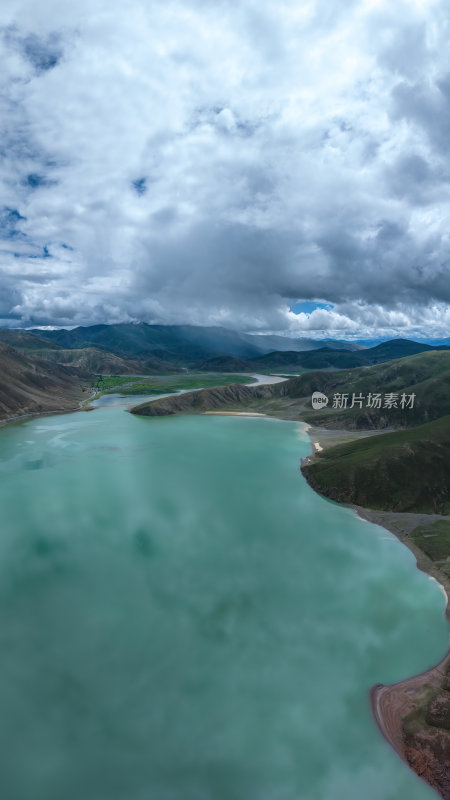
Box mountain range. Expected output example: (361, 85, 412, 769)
(198, 338, 450, 372)
(1, 323, 448, 375)
(1, 323, 450, 436)
(0, 324, 360, 370)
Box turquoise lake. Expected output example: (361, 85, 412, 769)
(0, 401, 447, 799)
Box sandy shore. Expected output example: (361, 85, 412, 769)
(370, 651, 450, 799)
(203, 411, 268, 417)
(370, 650, 450, 754)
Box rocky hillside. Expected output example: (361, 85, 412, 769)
(33, 347, 153, 375)
(403, 658, 450, 799)
(0, 343, 88, 422)
(131, 383, 274, 416)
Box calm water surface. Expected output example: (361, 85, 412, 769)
(0, 402, 447, 800)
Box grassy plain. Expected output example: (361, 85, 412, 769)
(92, 373, 256, 398)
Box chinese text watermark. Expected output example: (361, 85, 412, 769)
(311, 391, 416, 411)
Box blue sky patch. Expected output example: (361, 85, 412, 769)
(290, 301, 334, 315)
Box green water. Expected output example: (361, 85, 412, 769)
(0, 404, 447, 800)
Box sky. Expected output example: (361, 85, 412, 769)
(0, 0, 449, 339)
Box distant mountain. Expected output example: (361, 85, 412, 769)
(197, 356, 251, 372)
(0, 328, 63, 351)
(28, 323, 362, 363)
(198, 348, 370, 372)
(351, 338, 393, 347)
(199, 338, 450, 373)
(416, 337, 450, 346)
(256, 348, 370, 370)
(365, 338, 447, 362)
(354, 335, 450, 348)
(3, 326, 448, 373)
(33, 347, 170, 375)
(29, 324, 257, 362)
(0, 343, 87, 421)
(238, 333, 363, 353)
(0, 328, 177, 374)
(285, 337, 450, 368)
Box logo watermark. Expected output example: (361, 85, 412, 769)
(311, 391, 329, 410)
(311, 392, 416, 410)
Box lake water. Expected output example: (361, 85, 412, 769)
(0, 401, 447, 800)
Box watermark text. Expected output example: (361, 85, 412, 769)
(311, 391, 416, 411)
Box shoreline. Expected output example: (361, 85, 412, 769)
(369, 647, 450, 755)
(303, 424, 450, 799)
(370, 651, 450, 799)
(0, 404, 86, 430)
(1, 395, 448, 794)
(0, 388, 98, 430)
(351, 505, 450, 622)
(202, 410, 268, 417)
(300, 424, 450, 616)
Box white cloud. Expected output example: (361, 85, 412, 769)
(0, 0, 449, 337)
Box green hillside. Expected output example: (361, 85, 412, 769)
(0, 329, 63, 351)
(283, 351, 450, 428)
(302, 415, 450, 514)
(130, 351, 450, 428)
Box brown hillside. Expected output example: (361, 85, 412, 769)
(0, 343, 87, 422)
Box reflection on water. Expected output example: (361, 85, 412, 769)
(0, 409, 446, 800)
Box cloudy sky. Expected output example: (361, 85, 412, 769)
(1, 0, 449, 339)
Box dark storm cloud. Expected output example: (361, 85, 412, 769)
(132, 178, 147, 196)
(0, 0, 449, 338)
(383, 154, 437, 205)
(3, 27, 64, 73)
(376, 21, 430, 79)
(0, 207, 26, 239)
(0, 273, 23, 317)
(21, 32, 63, 72)
(390, 76, 450, 156)
(24, 173, 57, 189)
